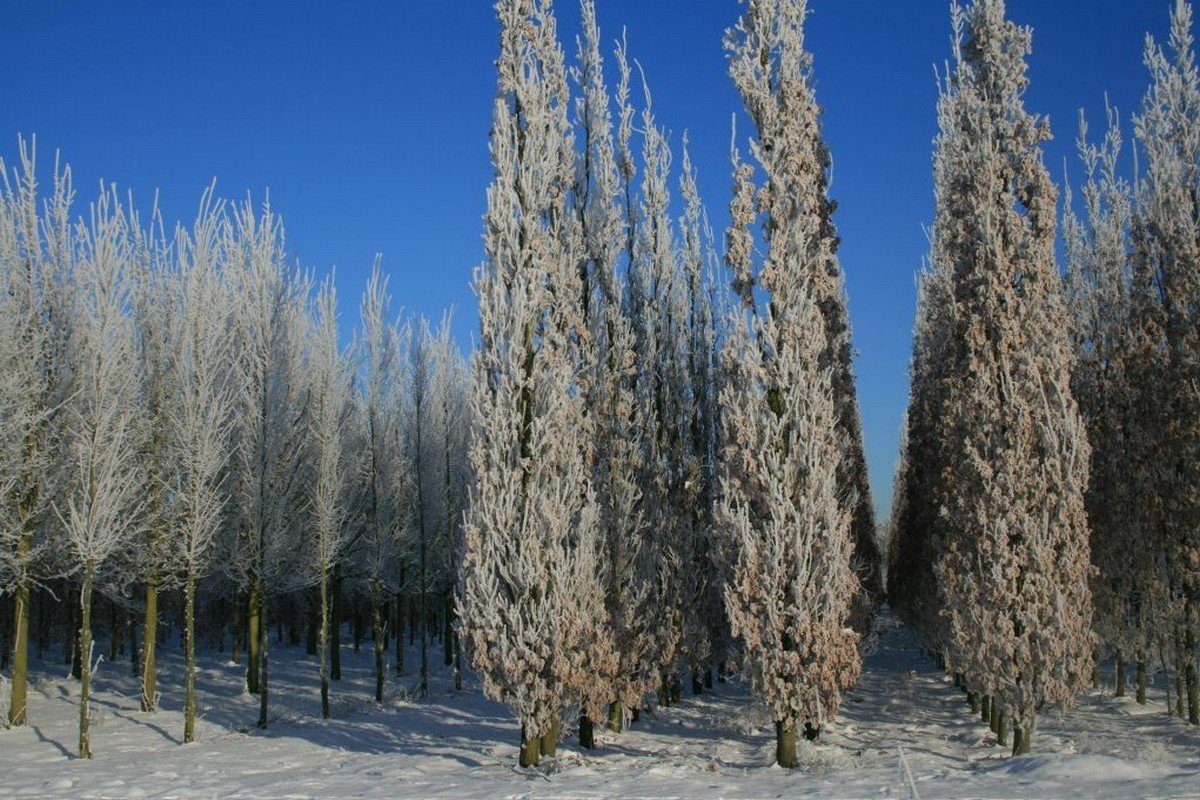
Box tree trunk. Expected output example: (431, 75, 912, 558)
(670, 673, 682, 704)
(1187, 620, 1199, 725)
(608, 701, 623, 733)
(1137, 656, 1147, 705)
(658, 674, 670, 707)
(231, 590, 242, 665)
(775, 721, 797, 768)
(394, 591, 405, 675)
(256, 586, 269, 728)
(1114, 651, 1126, 697)
(373, 580, 385, 704)
(78, 567, 96, 758)
(691, 668, 703, 695)
(1012, 718, 1033, 755)
(306, 585, 319, 656)
(989, 700, 1000, 734)
(7, 579, 30, 726)
(980, 694, 991, 722)
(317, 566, 330, 718)
(579, 714, 595, 749)
(996, 711, 1008, 746)
(183, 572, 198, 743)
(453, 627, 462, 692)
(141, 578, 159, 711)
(968, 692, 979, 714)
(443, 593, 454, 667)
(519, 726, 540, 767)
(704, 667, 714, 689)
(540, 719, 560, 757)
(246, 578, 261, 694)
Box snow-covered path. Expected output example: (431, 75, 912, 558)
(2, 616, 1199, 799)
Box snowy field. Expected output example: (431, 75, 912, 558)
(2, 616, 1199, 800)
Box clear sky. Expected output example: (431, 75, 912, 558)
(0, 0, 1173, 522)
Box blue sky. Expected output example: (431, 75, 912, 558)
(0, 0, 1173, 521)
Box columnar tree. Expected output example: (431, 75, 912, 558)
(307, 277, 353, 719)
(1132, 0, 1200, 724)
(60, 187, 145, 758)
(169, 192, 236, 742)
(226, 197, 310, 728)
(1062, 110, 1152, 698)
(572, 0, 654, 738)
(129, 204, 175, 714)
(628, 96, 689, 709)
(719, 0, 861, 768)
(459, 0, 603, 767)
(354, 264, 408, 700)
(931, 0, 1093, 754)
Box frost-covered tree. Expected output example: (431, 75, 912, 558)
(676, 138, 722, 694)
(225, 197, 310, 728)
(627, 93, 691, 710)
(1062, 109, 1154, 699)
(354, 264, 408, 703)
(931, 0, 1094, 754)
(168, 192, 236, 742)
(306, 276, 354, 720)
(887, 260, 955, 657)
(1131, 0, 1200, 724)
(570, 0, 653, 740)
(459, 0, 606, 766)
(60, 187, 145, 758)
(719, 0, 861, 768)
(423, 317, 470, 687)
(128, 200, 175, 715)
(0, 140, 73, 728)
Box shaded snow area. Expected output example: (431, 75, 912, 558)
(3, 615, 1199, 799)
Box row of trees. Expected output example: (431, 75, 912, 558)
(0, 143, 471, 757)
(889, 0, 1200, 755)
(460, 0, 879, 769)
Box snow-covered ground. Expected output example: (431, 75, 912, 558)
(2, 615, 1198, 799)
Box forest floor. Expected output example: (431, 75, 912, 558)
(1, 612, 1199, 799)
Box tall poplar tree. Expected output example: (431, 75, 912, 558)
(459, 0, 606, 767)
(719, 0, 861, 768)
(932, 0, 1094, 754)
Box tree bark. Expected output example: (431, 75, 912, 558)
(373, 580, 385, 704)
(442, 593, 454, 667)
(256, 584, 269, 728)
(1137, 656, 1147, 705)
(7, 580, 30, 726)
(394, 591, 405, 675)
(246, 578, 261, 694)
(183, 572, 199, 743)
(319, 566, 331, 719)
(579, 714, 595, 749)
(1114, 651, 1126, 697)
(1187, 621, 1198, 725)
(519, 726, 540, 767)
(1012, 718, 1033, 755)
(540, 719, 560, 757)
(78, 567, 96, 758)
(608, 701, 623, 733)
(141, 577, 159, 711)
(775, 721, 797, 768)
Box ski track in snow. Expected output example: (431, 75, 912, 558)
(3, 615, 1199, 799)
